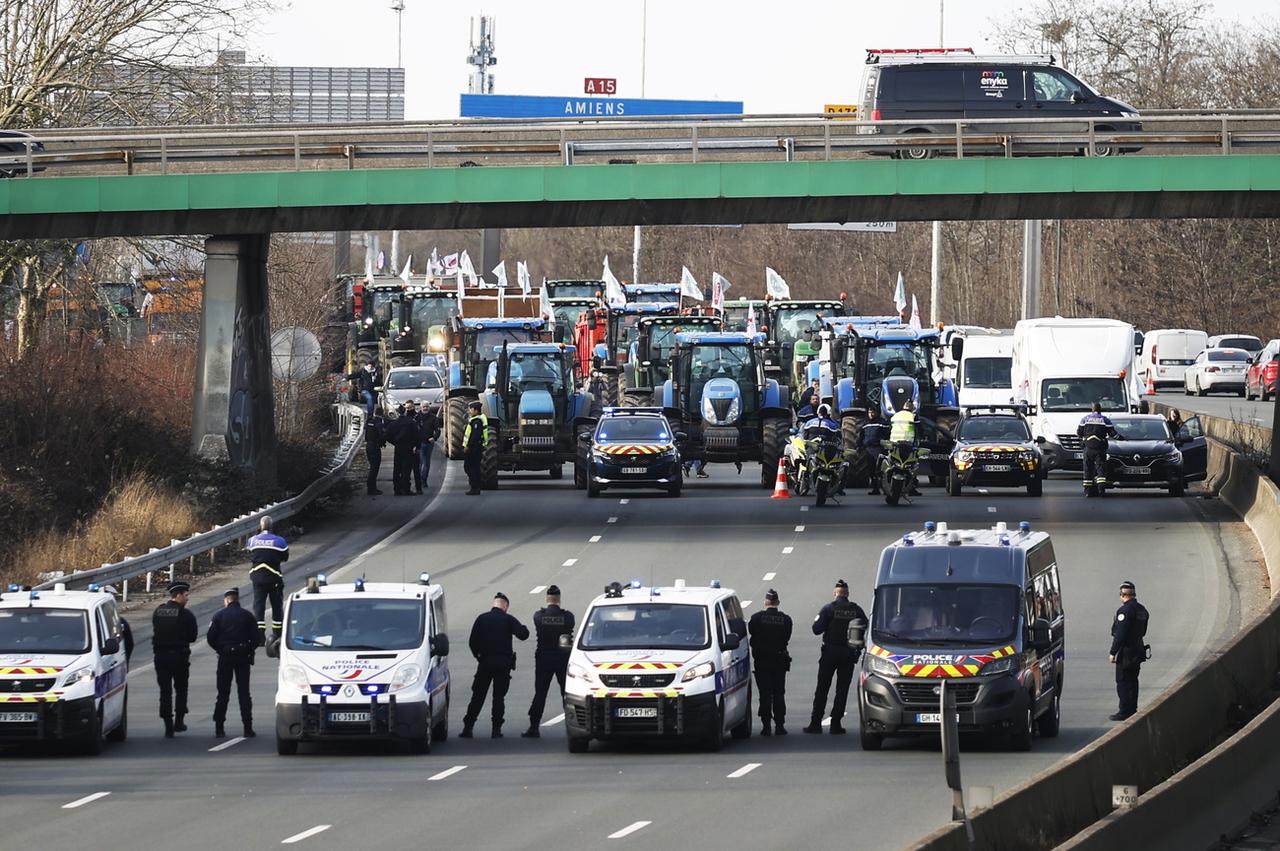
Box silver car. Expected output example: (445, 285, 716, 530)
(382, 367, 444, 417)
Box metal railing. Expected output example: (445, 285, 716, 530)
(3, 112, 1280, 178)
(34, 404, 366, 593)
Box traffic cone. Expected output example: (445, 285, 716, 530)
(771, 457, 791, 499)
(1145, 371, 1155, 396)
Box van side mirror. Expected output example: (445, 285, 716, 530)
(558, 632, 574, 651)
(578, 431, 593, 443)
(431, 634, 450, 657)
(101, 637, 120, 655)
(1029, 617, 1051, 653)
(721, 633, 741, 651)
(950, 338, 964, 363)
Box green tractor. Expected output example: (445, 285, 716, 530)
(385, 289, 459, 369)
(622, 313, 721, 406)
(763, 299, 845, 395)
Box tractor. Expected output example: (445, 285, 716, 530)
(573, 303, 678, 408)
(623, 313, 722, 406)
(623, 283, 682, 305)
(476, 342, 599, 487)
(343, 276, 406, 372)
(547, 298, 599, 346)
(763, 299, 846, 395)
(544, 279, 603, 300)
(385, 289, 460, 370)
(721, 299, 768, 333)
(655, 331, 792, 487)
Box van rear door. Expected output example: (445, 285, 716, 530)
(885, 66, 963, 130)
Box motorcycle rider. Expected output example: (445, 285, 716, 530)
(887, 399, 922, 497)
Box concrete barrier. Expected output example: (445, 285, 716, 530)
(911, 414, 1280, 851)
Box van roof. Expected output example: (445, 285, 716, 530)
(878, 524, 1051, 587)
(867, 49, 1057, 67)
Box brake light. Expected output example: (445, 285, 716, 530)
(1207, 366, 1220, 373)
(872, 109, 882, 122)
(1151, 343, 1157, 362)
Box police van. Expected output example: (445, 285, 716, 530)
(563, 580, 751, 753)
(0, 583, 129, 754)
(857, 521, 1065, 751)
(274, 574, 450, 755)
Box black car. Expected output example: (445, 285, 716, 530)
(1103, 414, 1207, 496)
(576, 408, 683, 497)
(947, 409, 1045, 497)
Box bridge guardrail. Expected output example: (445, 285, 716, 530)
(34, 403, 365, 593)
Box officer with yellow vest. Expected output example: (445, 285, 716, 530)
(888, 400, 922, 497)
(463, 400, 489, 495)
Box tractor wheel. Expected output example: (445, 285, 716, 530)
(445, 397, 470, 461)
(841, 413, 868, 487)
(390, 355, 411, 369)
(761, 416, 787, 489)
(549, 464, 564, 480)
(623, 390, 650, 407)
(354, 348, 375, 370)
(601, 375, 621, 409)
(481, 422, 500, 489)
(574, 432, 590, 490)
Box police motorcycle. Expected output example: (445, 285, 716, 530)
(805, 416, 847, 507)
(878, 372, 928, 506)
(784, 426, 813, 496)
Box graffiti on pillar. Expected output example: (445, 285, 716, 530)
(226, 245, 276, 475)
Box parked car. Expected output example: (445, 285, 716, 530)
(1102, 414, 1207, 497)
(1183, 348, 1250, 397)
(1246, 340, 1279, 402)
(1207, 334, 1263, 354)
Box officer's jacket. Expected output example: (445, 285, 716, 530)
(862, 421, 890, 449)
(1077, 412, 1116, 445)
(248, 532, 289, 576)
(748, 608, 793, 663)
(532, 605, 575, 655)
(152, 601, 198, 654)
(1110, 598, 1149, 658)
(889, 410, 917, 444)
(468, 607, 530, 661)
(464, 414, 489, 454)
(365, 416, 387, 449)
(207, 602, 264, 656)
(812, 598, 867, 648)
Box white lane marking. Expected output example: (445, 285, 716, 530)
(799, 505, 810, 512)
(333, 461, 458, 580)
(987, 507, 997, 513)
(530, 585, 547, 595)
(741, 601, 752, 609)
(281, 825, 332, 844)
(781, 546, 794, 555)
(608, 821, 652, 839)
(607, 516, 619, 524)
(619, 499, 630, 505)
(978, 488, 989, 494)
(62, 792, 111, 809)
(562, 558, 578, 567)
(795, 525, 806, 532)
(128, 661, 155, 679)
(208, 736, 247, 753)
(727, 762, 762, 779)
(762, 572, 776, 581)
(429, 765, 468, 781)
(542, 713, 566, 727)
(589, 535, 602, 543)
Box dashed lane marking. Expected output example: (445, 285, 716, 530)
(762, 572, 776, 581)
(428, 765, 468, 781)
(608, 822, 652, 840)
(988, 507, 997, 513)
(781, 546, 794, 555)
(589, 535, 602, 543)
(795, 525, 806, 532)
(727, 763, 762, 779)
(619, 499, 630, 505)
(542, 713, 565, 727)
(821, 716, 832, 727)
(208, 736, 246, 753)
(741, 601, 752, 609)
(979, 488, 989, 494)
(563, 558, 578, 567)
(799, 505, 810, 512)
(530, 585, 547, 595)
(63, 792, 111, 810)
(281, 825, 331, 844)
(608, 517, 619, 523)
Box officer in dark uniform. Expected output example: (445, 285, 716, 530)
(207, 587, 263, 738)
(463, 400, 488, 495)
(151, 580, 198, 738)
(365, 410, 387, 495)
(247, 515, 289, 640)
(1109, 580, 1149, 721)
(861, 407, 890, 495)
(387, 402, 421, 496)
(748, 588, 793, 735)
(804, 579, 867, 735)
(1077, 402, 1117, 497)
(461, 592, 529, 738)
(522, 585, 575, 738)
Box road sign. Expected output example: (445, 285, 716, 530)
(788, 222, 898, 233)
(585, 78, 617, 95)
(460, 93, 743, 119)
(824, 104, 859, 118)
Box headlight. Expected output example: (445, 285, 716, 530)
(429, 335, 446, 352)
(281, 664, 310, 693)
(591, 449, 610, 463)
(1121, 110, 1139, 118)
(1162, 450, 1182, 463)
(62, 667, 93, 687)
(681, 661, 715, 682)
(364, 317, 374, 326)
(390, 663, 423, 692)
(955, 450, 973, 463)
(701, 396, 716, 422)
(1020, 450, 1038, 461)
(567, 663, 596, 683)
(980, 656, 1018, 677)
(865, 654, 899, 677)
(725, 397, 740, 422)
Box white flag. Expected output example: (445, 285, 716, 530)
(909, 294, 922, 331)
(364, 246, 374, 283)
(517, 261, 531, 298)
(441, 252, 459, 274)
(429, 248, 441, 275)
(492, 261, 508, 290)
(893, 271, 907, 314)
(765, 267, 790, 300)
(140, 291, 155, 317)
(456, 269, 466, 316)
(602, 256, 627, 307)
(400, 254, 413, 284)
(539, 281, 554, 329)
(459, 250, 478, 287)
(679, 266, 704, 301)
(711, 272, 732, 311)
(746, 303, 758, 335)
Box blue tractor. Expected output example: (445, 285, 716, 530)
(623, 283, 682, 305)
(622, 313, 722, 406)
(477, 342, 599, 487)
(656, 331, 793, 487)
(444, 317, 550, 460)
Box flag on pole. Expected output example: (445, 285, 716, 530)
(765, 267, 790, 300)
(711, 272, 732, 311)
(517, 261, 531, 298)
(492, 261, 508, 290)
(602, 256, 626, 307)
(364, 246, 374, 283)
(441, 252, 459, 274)
(539, 280, 554, 330)
(429, 247, 441, 275)
(140, 291, 155, 317)
(893, 271, 907, 315)
(459, 251, 478, 287)
(400, 254, 414, 284)
(679, 266, 704, 301)
(909, 294, 923, 331)
(456, 269, 466, 316)
(746, 303, 758, 336)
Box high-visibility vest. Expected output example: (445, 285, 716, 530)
(463, 413, 490, 449)
(889, 410, 916, 443)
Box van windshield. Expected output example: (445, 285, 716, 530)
(0, 609, 90, 654)
(579, 603, 710, 651)
(963, 357, 1012, 389)
(286, 598, 424, 651)
(872, 584, 1020, 646)
(1040, 377, 1126, 412)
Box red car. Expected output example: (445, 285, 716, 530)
(1245, 340, 1279, 401)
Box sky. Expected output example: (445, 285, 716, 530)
(244, 0, 1275, 120)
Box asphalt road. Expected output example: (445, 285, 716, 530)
(0, 460, 1254, 850)
(1147, 389, 1278, 430)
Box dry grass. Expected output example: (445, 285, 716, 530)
(4, 473, 200, 587)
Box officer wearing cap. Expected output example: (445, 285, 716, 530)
(523, 585, 575, 738)
(462, 592, 530, 738)
(804, 579, 867, 735)
(207, 587, 263, 738)
(748, 588, 793, 735)
(151, 580, 198, 738)
(1109, 581, 1149, 721)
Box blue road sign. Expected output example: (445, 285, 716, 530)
(460, 93, 743, 119)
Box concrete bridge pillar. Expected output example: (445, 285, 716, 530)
(191, 235, 276, 481)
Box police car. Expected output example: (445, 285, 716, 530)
(947, 407, 1046, 497)
(576, 407, 684, 497)
(562, 579, 751, 752)
(0, 583, 129, 753)
(274, 574, 450, 755)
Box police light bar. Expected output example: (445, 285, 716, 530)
(354, 578, 366, 592)
(419, 572, 432, 586)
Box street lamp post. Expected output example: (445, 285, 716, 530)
(391, 0, 405, 69)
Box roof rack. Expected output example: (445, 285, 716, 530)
(866, 48, 1056, 66)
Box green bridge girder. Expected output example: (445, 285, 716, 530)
(3, 155, 1280, 239)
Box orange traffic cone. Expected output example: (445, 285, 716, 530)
(771, 457, 791, 499)
(1145, 371, 1155, 396)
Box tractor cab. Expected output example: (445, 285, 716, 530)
(764, 299, 845, 392)
(627, 314, 722, 398)
(722, 299, 768, 333)
(548, 298, 598, 346)
(545, 279, 603, 300)
(449, 317, 549, 393)
(623, 283, 682, 306)
(388, 289, 460, 368)
(574, 303, 678, 405)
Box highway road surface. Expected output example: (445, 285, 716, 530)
(1147, 390, 1277, 431)
(0, 460, 1255, 850)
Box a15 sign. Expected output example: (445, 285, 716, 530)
(584, 77, 617, 95)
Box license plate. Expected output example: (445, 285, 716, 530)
(621, 467, 647, 475)
(915, 712, 960, 724)
(982, 464, 1012, 472)
(0, 711, 36, 722)
(1124, 466, 1151, 475)
(615, 706, 658, 718)
(1071, 452, 1084, 460)
(328, 711, 370, 723)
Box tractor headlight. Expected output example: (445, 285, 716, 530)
(701, 396, 716, 422)
(725, 397, 740, 423)
(429, 335, 446, 352)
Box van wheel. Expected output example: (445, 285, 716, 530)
(567, 734, 590, 754)
(900, 130, 936, 160)
(1037, 691, 1061, 738)
(860, 726, 884, 751)
(1006, 693, 1034, 752)
(276, 735, 299, 755)
(730, 686, 753, 739)
(106, 689, 127, 742)
(80, 706, 104, 756)
(409, 725, 431, 755)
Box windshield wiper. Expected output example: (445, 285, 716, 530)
(293, 636, 332, 647)
(873, 629, 911, 642)
(329, 644, 389, 651)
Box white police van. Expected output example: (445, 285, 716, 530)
(0, 583, 129, 754)
(563, 579, 751, 753)
(274, 573, 450, 755)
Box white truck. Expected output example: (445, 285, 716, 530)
(953, 333, 1014, 408)
(1012, 318, 1144, 470)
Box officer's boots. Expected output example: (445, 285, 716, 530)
(491, 724, 503, 739)
(459, 722, 474, 738)
(244, 724, 256, 738)
(829, 721, 846, 735)
(173, 713, 187, 733)
(521, 723, 540, 738)
(775, 723, 788, 735)
(802, 719, 823, 734)
(761, 720, 772, 736)
(163, 717, 174, 738)
(215, 722, 226, 738)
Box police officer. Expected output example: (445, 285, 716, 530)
(1078, 401, 1116, 497)
(151, 580, 197, 738)
(748, 588, 793, 735)
(365, 409, 387, 495)
(804, 579, 867, 735)
(1109, 580, 1149, 721)
(862, 407, 890, 495)
(248, 515, 289, 640)
(463, 400, 488, 496)
(461, 592, 530, 738)
(889, 400, 923, 496)
(522, 585, 575, 738)
(388, 401, 421, 496)
(207, 587, 263, 738)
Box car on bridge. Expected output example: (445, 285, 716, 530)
(1182, 348, 1251, 397)
(1246, 340, 1279, 402)
(1102, 414, 1207, 497)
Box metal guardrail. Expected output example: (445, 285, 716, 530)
(4, 112, 1280, 177)
(34, 404, 366, 593)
